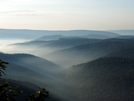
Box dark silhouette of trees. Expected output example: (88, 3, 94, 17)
(0, 59, 49, 101)
(25, 87, 49, 101)
(0, 60, 8, 76)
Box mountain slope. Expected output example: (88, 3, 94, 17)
(82, 34, 112, 39)
(106, 46, 134, 58)
(0, 52, 62, 88)
(6, 38, 101, 56)
(41, 38, 101, 49)
(37, 35, 64, 41)
(114, 35, 134, 39)
(0, 53, 57, 87)
(0, 78, 38, 101)
(66, 57, 134, 101)
(109, 30, 134, 35)
(0, 53, 60, 74)
(12, 38, 101, 48)
(0, 53, 67, 100)
(0, 78, 62, 101)
(45, 38, 134, 67)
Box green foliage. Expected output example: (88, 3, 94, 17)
(66, 57, 134, 101)
(25, 87, 49, 101)
(0, 60, 49, 101)
(0, 82, 23, 101)
(0, 60, 8, 77)
(0, 60, 22, 101)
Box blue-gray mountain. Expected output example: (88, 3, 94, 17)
(66, 57, 134, 101)
(0, 29, 119, 39)
(1, 29, 134, 101)
(44, 38, 134, 67)
(109, 30, 134, 35)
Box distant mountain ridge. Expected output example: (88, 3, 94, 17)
(108, 30, 134, 35)
(114, 35, 134, 39)
(1, 29, 134, 101)
(12, 38, 101, 48)
(5, 38, 101, 56)
(44, 38, 134, 67)
(0, 29, 119, 39)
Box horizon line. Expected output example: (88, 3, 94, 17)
(0, 28, 134, 31)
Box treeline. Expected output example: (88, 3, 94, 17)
(66, 57, 134, 101)
(0, 60, 49, 101)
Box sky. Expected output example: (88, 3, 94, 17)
(0, 0, 134, 30)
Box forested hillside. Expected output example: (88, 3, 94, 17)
(66, 57, 134, 101)
(45, 38, 134, 67)
(0, 29, 134, 101)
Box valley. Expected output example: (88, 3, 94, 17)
(0, 29, 134, 101)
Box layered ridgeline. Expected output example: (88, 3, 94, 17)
(0, 52, 75, 101)
(1, 29, 134, 101)
(13, 38, 101, 48)
(0, 53, 60, 74)
(0, 29, 119, 39)
(6, 38, 101, 55)
(0, 78, 62, 101)
(0, 29, 119, 60)
(66, 57, 134, 101)
(0, 78, 38, 101)
(45, 38, 134, 67)
(109, 30, 134, 35)
(106, 46, 134, 58)
(0, 52, 64, 97)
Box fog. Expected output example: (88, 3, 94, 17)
(1, 30, 133, 101)
(0, 39, 92, 100)
(0, 38, 98, 68)
(0, 39, 79, 101)
(0, 39, 31, 54)
(0, 39, 30, 46)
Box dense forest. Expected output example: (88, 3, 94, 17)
(66, 57, 134, 101)
(0, 29, 134, 101)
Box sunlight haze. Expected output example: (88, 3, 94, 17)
(0, 0, 134, 30)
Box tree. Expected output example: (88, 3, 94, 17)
(0, 60, 22, 101)
(25, 87, 49, 101)
(0, 59, 8, 76)
(0, 81, 23, 101)
(0, 59, 49, 101)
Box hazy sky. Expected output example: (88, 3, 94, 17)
(0, 0, 134, 30)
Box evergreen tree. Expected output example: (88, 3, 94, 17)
(0, 60, 49, 101)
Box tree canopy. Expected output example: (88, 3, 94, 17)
(0, 59, 49, 101)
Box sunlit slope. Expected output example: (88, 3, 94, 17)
(66, 57, 134, 101)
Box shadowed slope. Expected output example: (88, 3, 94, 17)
(45, 38, 134, 67)
(66, 57, 134, 101)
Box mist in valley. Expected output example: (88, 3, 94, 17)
(0, 38, 80, 100)
(0, 29, 134, 101)
(0, 0, 134, 100)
